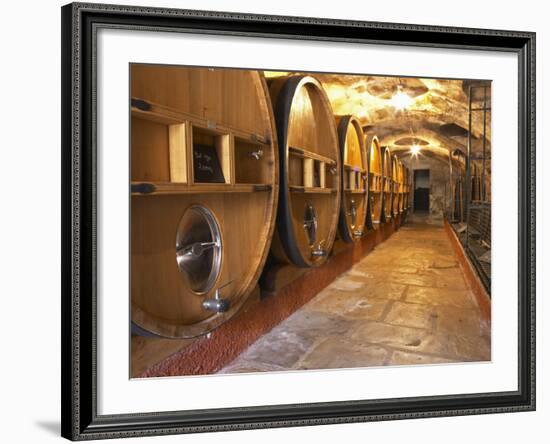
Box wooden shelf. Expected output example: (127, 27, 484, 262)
(344, 164, 366, 173)
(288, 146, 336, 166)
(131, 97, 270, 144)
(131, 182, 272, 196)
(234, 137, 273, 185)
(289, 186, 336, 194)
(131, 105, 182, 126)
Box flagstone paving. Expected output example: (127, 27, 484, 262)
(219, 215, 491, 374)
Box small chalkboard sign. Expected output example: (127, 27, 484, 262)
(193, 144, 225, 183)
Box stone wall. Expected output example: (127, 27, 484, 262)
(401, 156, 450, 220)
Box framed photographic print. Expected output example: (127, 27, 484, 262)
(61, 2, 535, 440)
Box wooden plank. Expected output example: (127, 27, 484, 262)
(288, 146, 336, 166)
(349, 170, 356, 190)
(319, 161, 326, 188)
(289, 185, 335, 194)
(131, 96, 269, 144)
(168, 123, 187, 183)
(303, 158, 314, 188)
(217, 134, 233, 185)
(131, 106, 182, 125)
(131, 181, 272, 195)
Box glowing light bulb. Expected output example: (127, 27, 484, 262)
(411, 144, 421, 155)
(390, 90, 413, 110)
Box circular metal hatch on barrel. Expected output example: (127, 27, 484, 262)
(365, 134, 383, 230)
(130, 65, 279, 338)
(268, 75, 341, 267)
(175, 205, 222, 294)
(382, 146, 394, 223)
(336, 115, 368, 242)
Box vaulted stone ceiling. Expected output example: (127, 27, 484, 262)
(264, 72, 491, 168)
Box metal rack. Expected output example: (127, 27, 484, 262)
(446, 149, 466, 223)
(463, 83, 492, 294)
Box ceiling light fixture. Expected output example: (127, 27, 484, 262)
(390, 87, 413, 110)
(411, 144, 421, 155)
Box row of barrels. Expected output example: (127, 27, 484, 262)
(450, 163, 484, 222)
(131, 67, 411, 338)
(337, 118, 411, 243)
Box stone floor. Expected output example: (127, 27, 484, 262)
(219, 214, 491, 374)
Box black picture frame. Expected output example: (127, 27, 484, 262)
(61, 2, 536, 440)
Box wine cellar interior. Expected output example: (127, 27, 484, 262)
(130, 65, 492, 377)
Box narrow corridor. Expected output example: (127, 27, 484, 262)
(220, 216, 491, 374)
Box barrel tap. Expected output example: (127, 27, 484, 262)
(202, 281, 233, 313)
(311, 240, 327, 257)
(248, 149, 264, 160)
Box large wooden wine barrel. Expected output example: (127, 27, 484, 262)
(269, 75, 341, 267)
(366, 135, 383, 229)
(452, 177, 464, 221)
(391, 154, 403, 216)
(382, 146, 393, 222)
(130, 64, 279, 338)
(336, 115, 368, 242)
(397, 159, 405, 214)
(403, 166, 410, 211)
(471, 163, 482, 201)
